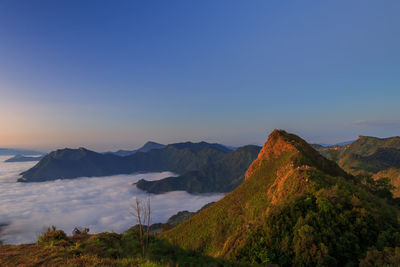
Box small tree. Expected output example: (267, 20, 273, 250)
(131, 197, 151, 258)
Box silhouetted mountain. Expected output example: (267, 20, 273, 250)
(107, 141, 166, 156)
(316, 140, 355, 147)
(0, 148, 44, 156)
(166, 141, 233, 153)
(19, 142, 230, 182)
(136, 145, 261, 193)
(5, 154, 44, 162)
(163, 130, 400, 265)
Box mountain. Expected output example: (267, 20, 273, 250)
(339, 147, 400, 174)
(334, 140, 356, 146)
(162, 130, 400, 266)
(311, 143, 350, 162)
(136, 145, 261, 193)
(341, 135, 400, 156)
(314, 135, 400, 182)
(0, 148, 44, 156)
(107, 141, 166, 156)
(337, 136, 400, 174)
(19, 148, 125, 182)
(4, 154, 44, 162)
(150, 202, 216, 233)
(19, 142, 230, 182)
(317, 140, 355, 147)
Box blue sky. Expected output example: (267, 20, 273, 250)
(0, 0, 399, 151)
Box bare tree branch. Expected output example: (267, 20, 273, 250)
(131, 196, 152, 258)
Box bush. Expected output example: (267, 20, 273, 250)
(360, 247, 400, 267)
(37, 226, 71, 247)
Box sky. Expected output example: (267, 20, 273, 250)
(0, 0, 399, 151)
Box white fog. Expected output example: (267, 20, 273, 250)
(0, 156, 224, 244)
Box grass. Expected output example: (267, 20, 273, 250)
(0, 226, 247, 267)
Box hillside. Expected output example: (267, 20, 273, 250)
(373, 168, 400, 198)
(336, 136, 400, 174)
(339, 147, 400, 174)
(107, 141, 166, 157)
(136, 145, 261, 193)
(342, 135, 400, 156)
(314, 136, 400, 195)
(162, 130, 400, 266)
(20, 142, 229, 182)
(0, 227, 244, 267)
(311, 144, 349, 162)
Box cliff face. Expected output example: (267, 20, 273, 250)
(245, 129, 349, 181)
(245, 129, 297, 180)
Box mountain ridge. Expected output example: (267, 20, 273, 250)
(106, 141, 166, 157)
(4, 154, 44, 163)
(19, 141, 231, 182)
(314, 135, 400, 180)
(0, 148, 44, 156)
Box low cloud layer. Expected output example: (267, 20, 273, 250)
(0, 156, 224, 244)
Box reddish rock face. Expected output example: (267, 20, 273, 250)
(245, 129, 350, 182)
(245, 129, 297, 181)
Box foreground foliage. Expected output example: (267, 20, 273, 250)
(0, 227, 249, 267)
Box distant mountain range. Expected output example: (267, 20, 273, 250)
(0, 148, 44, 156)
(19, 141, 233, 182)
(316, 140, 355, 147)
(5, 155, 44, 163)
(105, 141, 166, 156)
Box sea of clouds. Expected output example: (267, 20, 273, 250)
(0, 156, 224, 244)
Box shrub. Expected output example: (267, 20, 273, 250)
(37, 226, 71, 246)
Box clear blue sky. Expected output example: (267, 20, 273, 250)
(0, 0, 399, 151)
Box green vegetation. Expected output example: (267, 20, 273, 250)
(341, 135, 400, 157)
(314, 136, 400, 174)
(0, 227, 250, 267)
(312, 144, 349, 162)
(37, 226, 72, 247)
(373, 168, 400, 198)
(165, 211, 195, 228)
(339, 148, 400, 174)
(360, 247, 400, 267)
(162, 130, 400, 266)
(20, 142, 231, 182)
(137, 145, 261, 193)
(314, 136, 400, 196)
